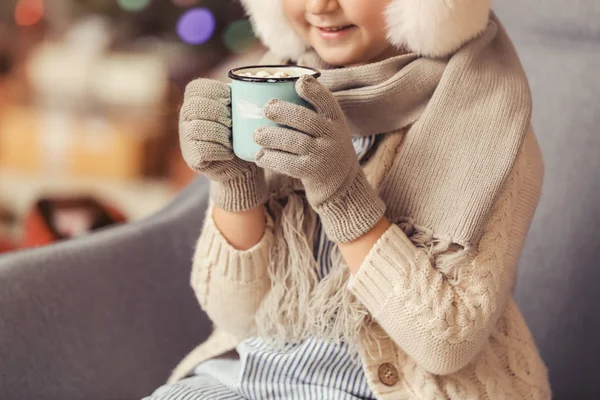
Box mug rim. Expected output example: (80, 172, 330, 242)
(228, 64, 321, 83)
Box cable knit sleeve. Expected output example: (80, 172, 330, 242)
(348, 131, 544, 375)
(191, 202, 275, 339)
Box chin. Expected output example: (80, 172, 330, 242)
(314, 48, 365, 67)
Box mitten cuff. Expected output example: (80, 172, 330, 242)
(316, 172, 386, 243)
(210, 167, 269, 212)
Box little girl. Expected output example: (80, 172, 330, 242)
(146, 0, 551, 398)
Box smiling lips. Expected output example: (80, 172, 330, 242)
(319, 24, 354, 32)
(315, 24, 356, 39)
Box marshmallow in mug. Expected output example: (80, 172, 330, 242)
(238, 71, 291, 78)
(227, 64, 321, 162)
(234, 67, 312, 79)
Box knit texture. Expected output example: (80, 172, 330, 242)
(237, 14, 536, 352)
(156, 135, 384, 400)
(350, 130, 550, 399)
(255, 77, 386, 243)
(173, 128, 551, 399)
(171, 12, 550, 399)
(190, 203, 274, 338)
(268, 13, 532, 249)
(180, 78, 269, 212)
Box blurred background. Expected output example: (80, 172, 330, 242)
(0, 0, 266, 253)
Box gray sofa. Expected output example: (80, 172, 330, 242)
(1, 1, 599, 399)
(494, 0, 600, 398)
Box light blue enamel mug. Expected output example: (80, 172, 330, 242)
(227, 65, 321, 162)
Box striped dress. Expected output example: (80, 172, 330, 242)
(145, 135, 379, 400)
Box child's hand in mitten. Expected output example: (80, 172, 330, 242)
(180, 78, 268, 212)
(254, 75, 385, 242)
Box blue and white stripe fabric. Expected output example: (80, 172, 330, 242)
(351, 134, 377, 161)
(144, 135, 379, 400)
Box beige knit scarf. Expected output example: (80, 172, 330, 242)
(254, 14, 532, 350)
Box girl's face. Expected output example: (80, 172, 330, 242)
(282, 0, 398, 67)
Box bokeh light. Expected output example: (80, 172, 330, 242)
(176, 8, 216, 45)
(15, 0, 44, 27)
(117, 0, 152, 12)
(223, 19, 259, 54)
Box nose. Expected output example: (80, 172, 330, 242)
(307, 0, 339, 14)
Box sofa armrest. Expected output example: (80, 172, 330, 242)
(0, 177, 213, 400)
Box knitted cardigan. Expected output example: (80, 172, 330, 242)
(170, 127, 551, 400)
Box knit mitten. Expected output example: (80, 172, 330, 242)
(180, 78, 268, 212)
(254, 75, 386, 242)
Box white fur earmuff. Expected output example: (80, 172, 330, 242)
(240, 0, 492, 59)
(239, 0, 308, 60)
(385, 0, 492, 57)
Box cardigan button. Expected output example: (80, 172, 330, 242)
(378, 363, 399, 386)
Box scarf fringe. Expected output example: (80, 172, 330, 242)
(397, 217, 474, 285)
(255, 191, 380, 350)
(254, 191, 475, 356)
